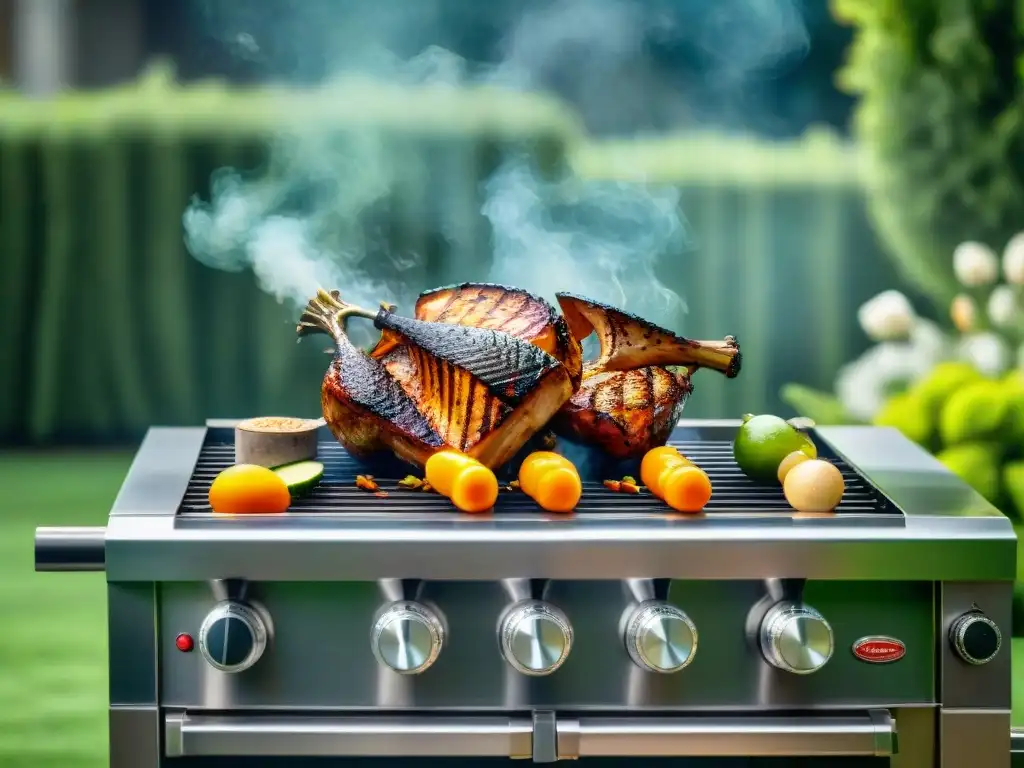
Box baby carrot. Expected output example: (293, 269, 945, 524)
(424, 450, 499, 513)
(518, 451, 582, 513)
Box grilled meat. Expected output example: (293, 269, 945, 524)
(298, 286, 576, 469)
(552, 294, 741, 459)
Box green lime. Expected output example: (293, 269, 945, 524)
(733, 414, 817, 484)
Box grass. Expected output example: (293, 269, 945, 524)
(2, 451, 1023, 768)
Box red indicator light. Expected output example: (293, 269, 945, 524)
(175, 633, 195, 653)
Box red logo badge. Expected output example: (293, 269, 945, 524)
(852, 636, 905, 663)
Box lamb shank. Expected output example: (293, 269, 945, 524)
(297, 284, 579, 469)
(552, 293, 741, 458)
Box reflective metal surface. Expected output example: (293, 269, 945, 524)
(499, 599, 573, 676)
(760, 602, 834, 675)
(158, 579, 935, 710)
(198, 602, 268, 674)
(163, 710, 897, 759)
(98, 422, 1017, 582)
(34, 526, 106, 571)
(624, 600, 697, 674)
(371, 600, 445, 675)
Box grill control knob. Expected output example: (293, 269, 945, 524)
(624, 600, 698, 674)
(760, 601, 834, 675)
(499, 599, 573, 676)
(950, 612, 1002, 665)
(198, 601, 268, 673)
(371, 601, 445, 675)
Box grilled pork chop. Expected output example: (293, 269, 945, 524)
(552, 294, 741, 459)
(297, 286, 576, 469)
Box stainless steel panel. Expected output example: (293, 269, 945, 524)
(891, 708, 935, 768)
(163, 711, 895, 759)
(939, 709, 1010, 768)
(556, 710, 896, 758)
(100, 424, 1015, 583)
(164, 713, 534, 758)
(938, 583, 1012, 709)
(108, 426, 206, 517)
(159, 579, 933, 710)
(108, 582, 159, 705)
(34, 525, 105, 571)
(110, 705, 160, 768)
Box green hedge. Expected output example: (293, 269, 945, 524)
(0, 70, 906, 444)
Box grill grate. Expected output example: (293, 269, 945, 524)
(179, 440, 894, 517)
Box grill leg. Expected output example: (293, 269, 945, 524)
(939, 709, 1010, 768)
(108, 582, 160, 767)
(891, 707, 936, 768)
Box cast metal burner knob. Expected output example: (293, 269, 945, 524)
(499, 599, 573, 676)
(950, 612, 1002, 665)
(198, 601, 268, 673)
(371, 601, 445, 675)
(759, 601, 834, 675)
(624, 600, 698, 674)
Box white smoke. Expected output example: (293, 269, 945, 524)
(183, 0, 810, 332)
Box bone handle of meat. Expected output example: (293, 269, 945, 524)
(678, 335, 741, 378)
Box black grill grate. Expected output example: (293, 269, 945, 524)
(179, 440, 894, 517)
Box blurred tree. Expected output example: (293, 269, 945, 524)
(835, 0, 1024, 307)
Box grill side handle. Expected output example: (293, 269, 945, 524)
(35, 526, 106, 572)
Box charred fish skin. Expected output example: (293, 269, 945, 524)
(414, 283, 584, 388)
(554, 292, 741, 378)
(297, 290, 444, 459)
(373, 307, 565, 406)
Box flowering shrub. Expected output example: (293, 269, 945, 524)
(782, 234, 1024, 518)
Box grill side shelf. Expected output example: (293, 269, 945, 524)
(178, 438, 895, 518)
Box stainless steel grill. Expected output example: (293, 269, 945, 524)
(34, 419, 1018, 767)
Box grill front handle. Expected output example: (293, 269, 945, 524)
(164, 710, 897, 761)
(34, 526, 106, 572)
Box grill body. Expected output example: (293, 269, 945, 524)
(36, 420, 1017, 767)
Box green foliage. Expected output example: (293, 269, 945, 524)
(873, 390, 934, 447)
(935, 442, 1003, 504)
(834, 0, 1024, 307)
(939, 379, 1010, 445)
(780, 384, 864, 425)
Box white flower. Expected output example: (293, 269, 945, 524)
(856, 290, 916, 341)
(1003, 232, 1024, 285)
(987, 285, 1018, 328)
(953, 241, 999, 287)
(835, 320, 950, 420)
(958, 332, 1010, 377)
(950, 294, 977, 333)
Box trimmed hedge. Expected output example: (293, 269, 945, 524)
(0, 68, 903, 444)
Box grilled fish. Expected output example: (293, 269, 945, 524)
(552, 294, 741, 458)
(298, 286, 576, 469)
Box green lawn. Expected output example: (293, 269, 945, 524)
(2, 451, 1024, 768)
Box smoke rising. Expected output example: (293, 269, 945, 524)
(183, 0, 809, 332)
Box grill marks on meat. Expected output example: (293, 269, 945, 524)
(555, 366, 694, 459)
(300, 285, 576, 469)
(551, 293, 740, 458)
(373, 310, 562, 405)
(379, 344, 511, 452)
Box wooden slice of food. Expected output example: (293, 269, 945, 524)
(234, 417, 322, 468)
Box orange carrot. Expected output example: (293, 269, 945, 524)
(518, 452, 582, 513)
(640, 446, 710, 513)
(424, 450, 498, 513)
